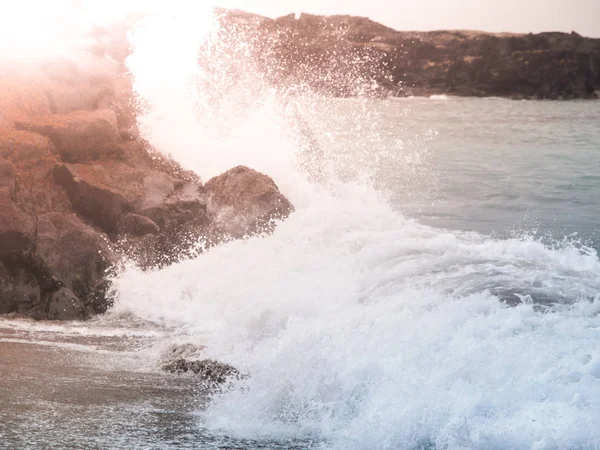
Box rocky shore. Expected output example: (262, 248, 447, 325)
(217, 9, 600, 100)
(2, 8, 598, 320)
(0, 49, 293, 320)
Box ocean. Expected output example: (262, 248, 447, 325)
(2, 9, 600, 450)
(2, 96, 600, 449)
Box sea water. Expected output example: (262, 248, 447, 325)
(2, 7, 600, 450)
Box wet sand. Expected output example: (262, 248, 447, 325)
(0, 322, 315, 450)
(0, 337, 208, 449)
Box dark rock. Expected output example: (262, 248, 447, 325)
(0, 201, 36, 258)
(205, 165, 294, 239)
(117, 213, 160, 236)
(0, 261, 41, 316)
(53, 162, 130, 233)
(45, 287, 88, 321)
(0, 252, 89, 320)
(0, 20, 295, 320)
(163, 358, 241, 384)
(36, 213, 113, 314)
(14, 109, 124, 162)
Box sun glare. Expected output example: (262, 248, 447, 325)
(0, 0, 226, 65)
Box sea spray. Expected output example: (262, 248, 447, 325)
(112, 6, 600, 450)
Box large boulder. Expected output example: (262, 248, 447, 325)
(0, 129, 56, 162)
(0, 18, 296, 321)
(36, 213, 113, 314)
(204, 166, 294, 239)
(0, 251, 89, 320)
(53, 161, 210, 268)
(53, 162, 130, 233)
(14, 109, 123, 163)
(53, 161, 207, 234)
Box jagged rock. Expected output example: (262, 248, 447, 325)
(163, 358, 241, 384)
(0, 129, 71, 215)
(53, 161, 208, 234)
(14, 109, 123, 162)
(53, 161, 211, 268)
(0, 18, 295, 320)
(205, 166, 294, 239)
(36, 213, 113, 314)
(45, 287, 88, 321)
(53, 163, 130, 233)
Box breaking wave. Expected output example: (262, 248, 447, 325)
(101, 6, 600, 450)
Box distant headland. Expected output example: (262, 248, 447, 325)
(216, 9, 600, 100)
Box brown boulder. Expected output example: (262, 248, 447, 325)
(53, 160, 210, 268)
(53, 163, 130, 233)
(0, 132, 72, 215)
(0, 129, 55, 162)
(204, 166, 294, 239)
(53, 161, 208, 235)
(14, 109, 123, 163)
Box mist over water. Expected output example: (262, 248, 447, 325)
(2, 4, 600, 449)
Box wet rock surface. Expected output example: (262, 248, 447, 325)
(163, 359, 241, 384)
(205, 165, 294, 239)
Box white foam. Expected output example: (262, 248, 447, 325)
(112, 7, 600, 448)
(110, 181, 600, 448)
(429, 94, 451, 100)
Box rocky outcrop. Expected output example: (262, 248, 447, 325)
(205, 166, 294, 239)
(0, 33, 294, 320)
(163, 358, 241, 385)
(214, 10, 600, 100)
(0, 120, 293, 319)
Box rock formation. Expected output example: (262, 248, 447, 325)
(0, 31, 294, 320)
(2, 8, 596, 319)
(215, 10, 600, 100)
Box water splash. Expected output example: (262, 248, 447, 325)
(6, 3, 596, 448)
